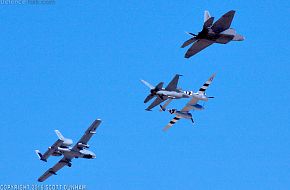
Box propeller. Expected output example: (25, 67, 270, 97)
(140, 79, 154, 89)
(143, 82, 164, 103)
(144, 94, 154, 103)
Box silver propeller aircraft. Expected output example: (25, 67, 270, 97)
(141, 74, 194, 111)
(163, 74, 216, 131)
(181, 10, 244, 58)
(35, 119, 101, 182)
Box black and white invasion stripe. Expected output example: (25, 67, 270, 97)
(198, 75, 215, 94)
(163, 117, 181, 131)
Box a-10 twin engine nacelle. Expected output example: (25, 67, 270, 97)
(55, 130, 73, 147)
(78, 143, 89, 148)
(62, 138, 73, 147)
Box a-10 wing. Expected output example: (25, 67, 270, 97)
(72, 119, 102, 151)
(38, 156, 73, 182)
(36, 139, 63, 162)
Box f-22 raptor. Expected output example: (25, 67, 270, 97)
(141, 74, 194, 111)
(182, 10, 245, 58)
(35, 119, 101, 182)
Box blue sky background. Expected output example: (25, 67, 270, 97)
(0, 1, 289, 189)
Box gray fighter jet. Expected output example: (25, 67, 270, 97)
(181, 10, 244, 58)
(163, 74, 216, 131)
(35, 119, 101, 182)
(141, 74, 194, 111)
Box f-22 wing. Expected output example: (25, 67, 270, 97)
(35, 139, 63, 162)
(185, 39, 214, 58)
(211, 10, 235, 33)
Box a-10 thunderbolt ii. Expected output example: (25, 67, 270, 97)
(163, 73, 216, 131)
(181, 10, 244, 58)
(35, 119, 101, 182)
(141, 74, 195, 111)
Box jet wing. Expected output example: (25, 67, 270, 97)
(211, 10, 235, 33)
(146, 96, 167, 111)
(185, 39, 214, 58)
(163, 116, 182, 131)
(165, 74, 181, 91)
(72, 119, 101, 151)
(38, 157, 72, 182)
(36, 139, 63, 162)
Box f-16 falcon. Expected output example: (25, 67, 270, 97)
(141, 74, 194, 111)
(163, 73, 216, 131)
(35, 119, 101, 182)
(181, 10, 244, 58)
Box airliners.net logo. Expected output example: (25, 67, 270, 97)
(0, 0, 55, 5)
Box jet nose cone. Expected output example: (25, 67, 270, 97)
(92, 153, 96, 159)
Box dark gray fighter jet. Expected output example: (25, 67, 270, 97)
(181, 10, 244, 58)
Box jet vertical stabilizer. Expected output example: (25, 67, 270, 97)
(55, 130, 65, 141)
(54, 130, 73, 147)
(35, 150, 47, 162)
(204, 10, 211, 22)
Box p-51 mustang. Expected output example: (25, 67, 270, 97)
(163, 74, 216, 131)
(141, 74, 194, 111)
(35, 119, 102, 182)
(181, 10, 244, 58)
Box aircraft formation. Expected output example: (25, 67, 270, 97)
(36, 10, 244, 182)
(142, 10, 244, 130)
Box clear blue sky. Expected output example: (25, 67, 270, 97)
(0, 1, 289, 189)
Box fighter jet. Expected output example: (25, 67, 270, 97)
(141, 74, 194, 111)
(35, 119, 101, 182)
(163, 73, 216, 131)
(181, 10, 244, 58)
